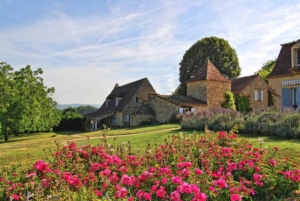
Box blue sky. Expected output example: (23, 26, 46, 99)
(1, 0, 299, 104)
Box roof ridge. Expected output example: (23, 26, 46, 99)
(281, 39, 300, 46)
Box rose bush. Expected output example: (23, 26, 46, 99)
(0, 131, 299, 200)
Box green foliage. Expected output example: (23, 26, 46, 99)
(76, 105, 98, 115)
(0, 62, 61, 141)
(182, 108, 300, 139)
(255, 59, 276, 81)
(55, 107, 83, 131)
(255, 59, 276, 106)
(221, 91, 236, 110)
(235, 94, 251, 112)
(176, 36, 240, 95)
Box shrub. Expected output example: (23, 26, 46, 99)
(221, 91, 236, 110)
(274, 114, 300, 138)
(0, 131, 299, 200)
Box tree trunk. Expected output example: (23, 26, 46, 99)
(4, 127, 8, 141)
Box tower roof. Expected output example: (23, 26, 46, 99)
(186, 59, 231, 83)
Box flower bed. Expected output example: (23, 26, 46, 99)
(0, 131, 299, 200)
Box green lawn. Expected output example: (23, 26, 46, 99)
(0, 123, 299, 166)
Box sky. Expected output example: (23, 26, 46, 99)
(1, 0, 299, 104)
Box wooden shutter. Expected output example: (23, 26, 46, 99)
(254, 90, 258, 101)
(261, 91, 264, 101)
(297, 87, 300, 108)
(179, 108, 184, 113)
(282, 88, 290, 107)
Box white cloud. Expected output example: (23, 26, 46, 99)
(1, 0, 299, 104)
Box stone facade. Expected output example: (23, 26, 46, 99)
(187, 81, 207, 102)
(149, 95, 179, 123)
(187, 80, 231, 108)
(239, 76, 268, 111)
(122, 78, 156, 126)
(130, 114, 155, 126)
(207, 81, 231, 108)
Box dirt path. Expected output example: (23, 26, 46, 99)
(69, 127, 180, 141)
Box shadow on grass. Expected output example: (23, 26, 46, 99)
(0, 138, 28, 144)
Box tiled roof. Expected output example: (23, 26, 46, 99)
(268, 40, 299, 77)
(186, 59, 231, 83)
(156, 94, 207, 107)
(85, 78, 155, 118)
(280, 39, 300, 46)
(231, 74, 258, 94)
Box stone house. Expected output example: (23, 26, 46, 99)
(186, 59, 232, 108)
(84, 78, 156, 129)
(268, 39, 300, 109)
(231, 74, 268, 111)
(85, 59, 270, 129)
(147, 59, 232, 123)
(149, 94, 206, 123)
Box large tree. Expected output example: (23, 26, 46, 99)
(0, 62, 61, 141)
(175, 36, 241, 95)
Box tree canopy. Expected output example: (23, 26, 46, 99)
(76, 105, 98, 115)
(175, 36, 241, 95)
(0, 62, 61, 141)
(255, 59, 276, 81)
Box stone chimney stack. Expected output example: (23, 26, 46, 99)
(115, 83, 119, 88)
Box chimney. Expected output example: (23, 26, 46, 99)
(115, 83, 119, 88)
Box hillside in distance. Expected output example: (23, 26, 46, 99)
(57, 104, 101, 110)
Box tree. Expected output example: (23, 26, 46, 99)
(221, 91, 236, 110)
(255, 59, 276, 81)
(55, 107, 83, 131)
(175, 36, 241, 95)
(0, 62, 61, 141)
(76, 105, 98, 115)
(255, 59, 277, 106)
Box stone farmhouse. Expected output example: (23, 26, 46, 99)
(231, 74, 268, 111)
(85, 59, 269, 130)
(268, 39, 300, 109)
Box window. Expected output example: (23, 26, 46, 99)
(116, 97, 118, 106)
(136, 97, 138, 102)
(296, 49, 300, 66)
(125, 115, 130, 122)
(254, 90, 264, 101)
(179, 108, 192, 113)
(291, 88, 297, 105)
(106, 99, 111, 107)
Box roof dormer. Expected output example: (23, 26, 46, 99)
(291, 41, 300, 68)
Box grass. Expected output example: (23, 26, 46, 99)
(0, 123, 300, 166)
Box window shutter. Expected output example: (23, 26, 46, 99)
(297, 87, 300, 108)
(261, 91, 264, 101)
(282, 88, 290, 107)
(254, 90, 258, 101)
(179, 108, 184, 113)
(191, 108, 195, 112)
(116, 98, 118, 106)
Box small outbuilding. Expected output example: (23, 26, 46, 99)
(231, 74, 268, 111)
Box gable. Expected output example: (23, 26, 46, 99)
(268, 40, 300, 77)
(85, 78, 155, 118)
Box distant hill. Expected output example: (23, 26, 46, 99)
(57, 104, 101, 110)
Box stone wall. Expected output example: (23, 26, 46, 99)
(187, 81, 207, 102)
(207, 81, 232, 108)
(149, 95, 179, 123)
(122, 79, 156, 126)
(130, 114, 155, 126)
(239, 76, 268, 111)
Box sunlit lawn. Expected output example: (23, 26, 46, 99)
(0, 123, 300, 166)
